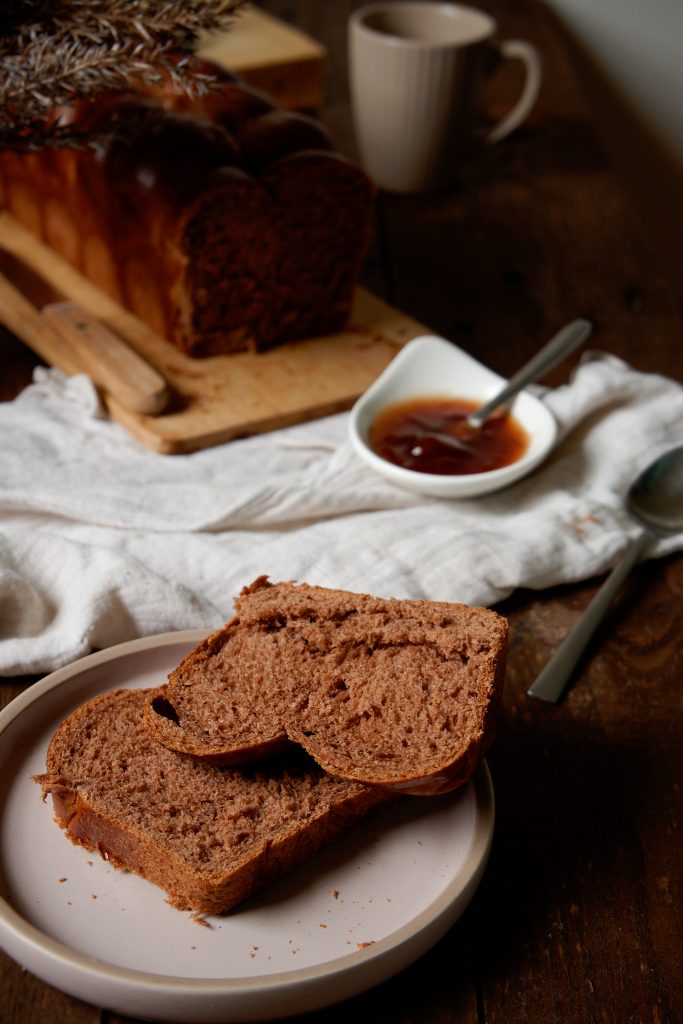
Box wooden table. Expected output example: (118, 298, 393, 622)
(1, 2, 681, 1022)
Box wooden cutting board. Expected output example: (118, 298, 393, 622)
(0, 213, 428, 454)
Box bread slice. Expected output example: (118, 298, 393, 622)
(34, 688, 387, 915)
(145, 577, 508, 796)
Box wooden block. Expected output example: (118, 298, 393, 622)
(198, 5, 326, 109)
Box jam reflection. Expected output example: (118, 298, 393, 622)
(369, 396, 530, 476)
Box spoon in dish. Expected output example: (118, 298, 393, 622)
(464, 317, 592, 431)
(528, 444, 683, 703)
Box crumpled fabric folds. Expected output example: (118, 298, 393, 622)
(0, 353, 681, 675)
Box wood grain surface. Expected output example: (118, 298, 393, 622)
(1, 2, 681, 1023)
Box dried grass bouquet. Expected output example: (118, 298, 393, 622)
(0, 0, 246, 149)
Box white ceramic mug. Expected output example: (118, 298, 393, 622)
(349, 1, 542, 192)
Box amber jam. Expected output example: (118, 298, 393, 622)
(368, 396, 530, 476)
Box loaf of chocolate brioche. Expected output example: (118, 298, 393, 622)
(0, 63, 375, 356)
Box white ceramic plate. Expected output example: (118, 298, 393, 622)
(0, 631, 494, 1023)
(349, 334, 558, 497)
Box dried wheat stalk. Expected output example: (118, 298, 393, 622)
(0, 0, 247, 149)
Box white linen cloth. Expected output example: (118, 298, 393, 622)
(1, 351, 682, 676)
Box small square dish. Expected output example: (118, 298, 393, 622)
(348, 335, 558, 498)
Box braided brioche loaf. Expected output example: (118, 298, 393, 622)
(0, 63, 375, 356)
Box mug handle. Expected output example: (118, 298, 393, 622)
(485, 40, 542, 144)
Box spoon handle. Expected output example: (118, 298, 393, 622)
(527, 528, 652, 703)
(467, 318, 592, 429)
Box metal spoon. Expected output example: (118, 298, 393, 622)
(465, 318, 593, 430)
(528, 444, 683, 703)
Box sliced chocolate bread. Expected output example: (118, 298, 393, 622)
(35, 688, 386, 915)
(145, 577, 508, 796)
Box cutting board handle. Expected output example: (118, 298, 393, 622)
(43, 301, 168, 416)
(0, 269, 168, 416)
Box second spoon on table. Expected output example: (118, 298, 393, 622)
(528, 443, 683, 704)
